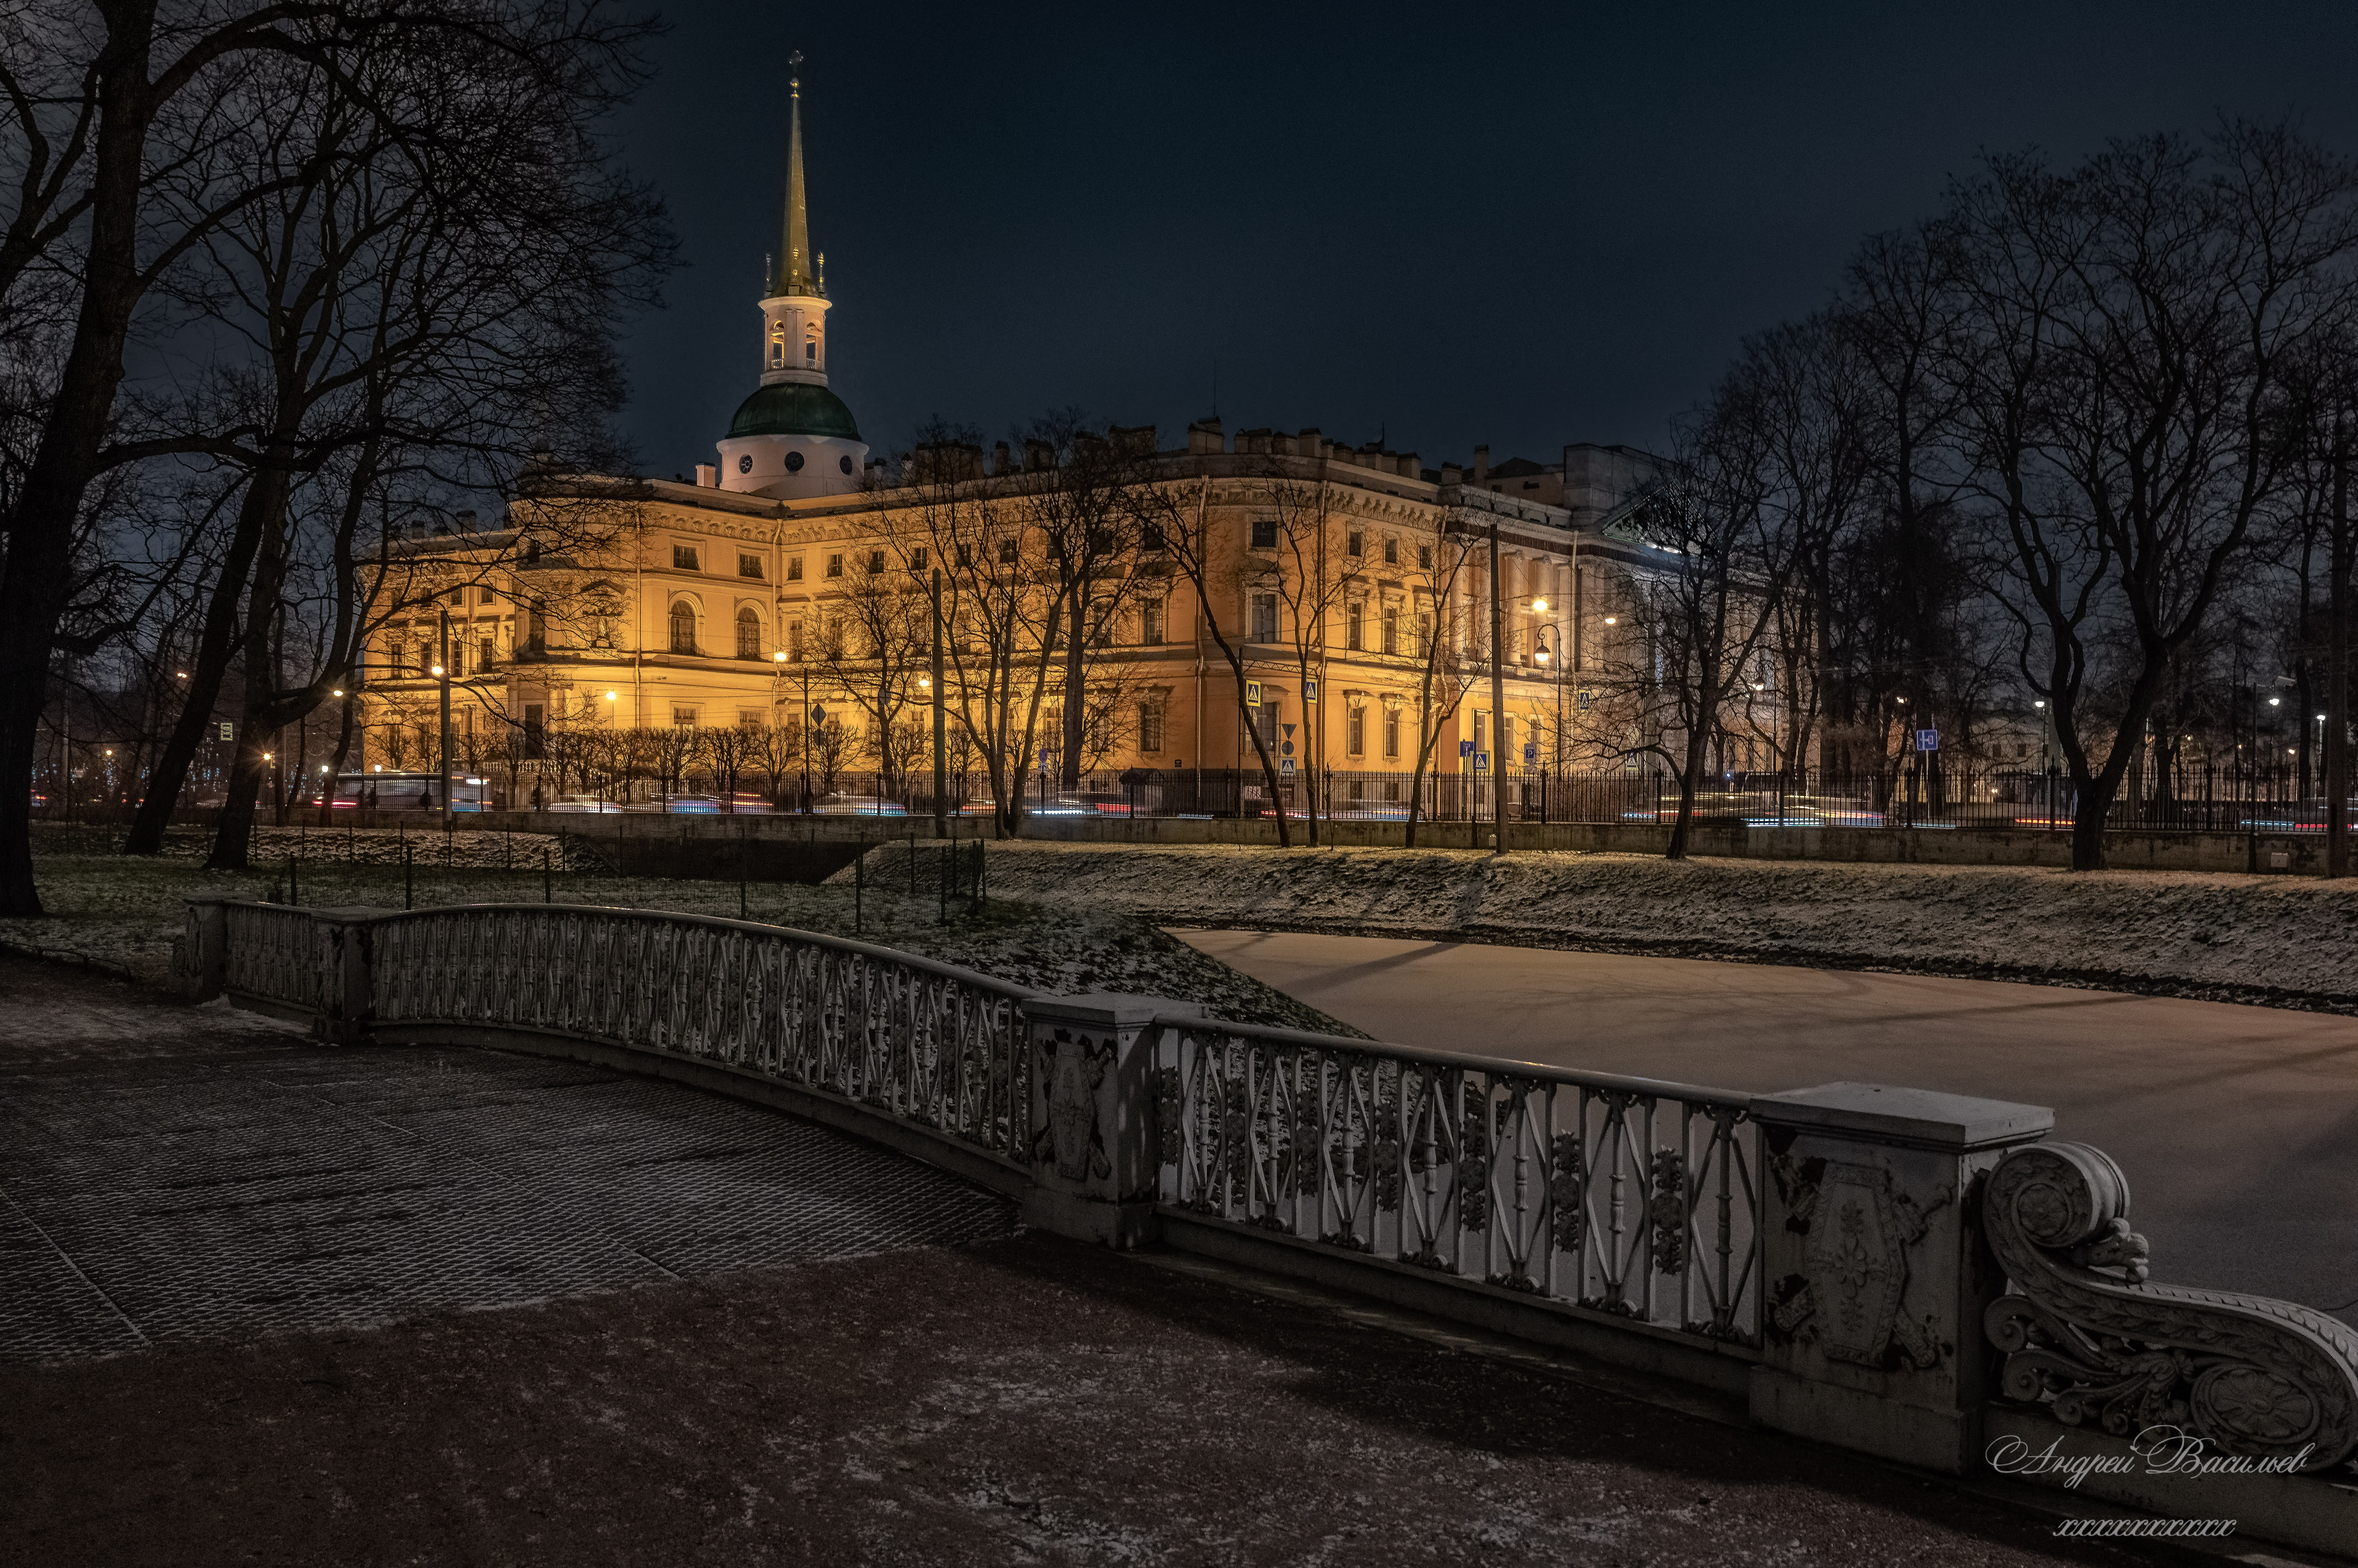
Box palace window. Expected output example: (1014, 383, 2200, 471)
(1382, 704, 1401, 758)
(1140, 599, 1165, 646)
(1345, 600, 1364, 651)
(669, 601, 697, 655)
(786, 556, 804, 581)
(1381, 606, 1400, 655)
(1346, 531, 1364, 557)
(788, 619, 805, 661)
(909, 547, 928, 570)
(1417, 544, 1434, 569)
(523, 704, 546, 760)
(868, 549, 885, 573)
(739, 553, 763, 579)
(1250, 593, 1277, 641)
(826, 553, 843, 578)
(1384, 536, 1398, 565)
(736, 606, 761, 659)
(478, 637, 495, 671)
(738, 709, 765, 730)
(1139, 703, 1164, 754)
(672, 705, 698, 727)
(1345, 702, 1366, 757)
(672, 544, 699, 571)
(1250, 519, 1278, 550)
(998, 536, 1019, 564)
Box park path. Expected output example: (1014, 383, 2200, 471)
(0, 956, 1011, 1363)
(1176, 929, 2358, 1323)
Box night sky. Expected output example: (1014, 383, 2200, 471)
(608, 1, 2358, 481)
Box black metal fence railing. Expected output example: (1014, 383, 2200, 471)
(31, 761, 2347, 836)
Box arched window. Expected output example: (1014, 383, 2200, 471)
(804, 323, 820, 364)
(669, 601, 697, 655)
(768, 321, 785, 369)
(736, 606, 761, 659)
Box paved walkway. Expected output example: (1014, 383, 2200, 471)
(0, 958, 1012, 1363)
(0, 957, 2251, 1565)
(1175, 929, 2358, 1323)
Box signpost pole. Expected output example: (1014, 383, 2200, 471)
(1488, 521, 1506, 853)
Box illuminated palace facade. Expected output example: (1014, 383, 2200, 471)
(356, 71, 1674, 796)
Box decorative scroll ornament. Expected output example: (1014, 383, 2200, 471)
(1983, 1142, 2358, 1472)
(1034, 1026, 1112, 1181)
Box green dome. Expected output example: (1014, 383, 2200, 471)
(728, 381, 861, 440)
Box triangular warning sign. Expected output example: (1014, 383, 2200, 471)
(1281, 724, 1296, 738)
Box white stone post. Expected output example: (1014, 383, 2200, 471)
(1748, 1081, 2053, 1473)
(179, 898, 228, 1001)
(1022, 993, 1203, 1247)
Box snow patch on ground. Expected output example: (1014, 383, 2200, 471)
(971, 843, 2358, 1012)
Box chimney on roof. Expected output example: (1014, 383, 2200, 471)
(1187, 417, 1224, 456)
(1025, 438, 1055, 472)
(694, 463, 718, 488)
(992, 440, 1012, 475)
(1473, 446, 1490, 486)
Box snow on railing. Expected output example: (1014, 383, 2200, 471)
(1155, 1016, 1759, 1348)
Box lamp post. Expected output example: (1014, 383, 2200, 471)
(437, 608, 453, 828)
(930, 565, 947, 838)
(1531, 593, 1564, 819)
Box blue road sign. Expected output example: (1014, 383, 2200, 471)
(1474, 752, 1490, 772)
(1246, 680, 1262, 707)
(1459, 739, 1475, 757)
(1916, 728, 1940, 752)
(1524, 742, 1538, 764)
(1279, 758, 1296, 777)
(1303, 678, 1318, 703)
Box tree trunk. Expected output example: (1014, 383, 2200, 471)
(0, 7, 158, 913)
(2330, 440, 2351, 878)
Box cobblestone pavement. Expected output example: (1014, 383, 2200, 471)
(0, 957, 1014, 1363)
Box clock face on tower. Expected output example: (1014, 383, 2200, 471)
(738, 455, 753, 474)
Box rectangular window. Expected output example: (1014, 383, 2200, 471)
(1382, 607, 1400, 655)
(449, 588, 464, 606)
(1417, 544, 1434, 569)
(1139, 704, 1164, 753)
(1346, 531, 1364, 557)
(478, 637, 495, 670)
(672, 545, 699, 571)
(909, 547, 928, 570)
(868, 549, 885, 573)
(1382, 705, 1400, 758)
(1473, 711, 1488, 759)
(1498, 714, 1515, 766)
(1415, 612, 1432, 653)
(1345, 601, 1364, 651)
(786, 556, 804, 582)
(479, 585, 498, 606)
(672, 705, 698, 727)
(1384, 537, 1398, 565)
(1346, 705, 1365, 756)
(1250, 593, 1278, 641)
(788, 619, 805, 661)
(738, 553, 764, 579)
(1255, 701, 1279, 748)
(1250, 518, 1278, 550)
(737, 709, 765, 730)
(998, 537, 1019, 563)
(826, 553, 843, 578)
(523, 703, 545, 760)
(1140, 600, 1165, 645)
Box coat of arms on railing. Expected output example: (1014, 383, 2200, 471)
(1033, 1026, 1112, 1182)
(1983, 1141, 2358, 1472)
(1767, 1155, 1949, 1371)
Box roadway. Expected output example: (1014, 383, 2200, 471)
(1174, 929, 2358, 1321)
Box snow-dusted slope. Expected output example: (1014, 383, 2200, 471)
(971, 843, 2358, 1012)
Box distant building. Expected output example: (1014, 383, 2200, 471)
(356, 69, 1692, 804)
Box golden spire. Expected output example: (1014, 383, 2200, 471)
(775, 53, 820, 297)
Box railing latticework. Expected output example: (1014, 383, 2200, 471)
(368, 905, 1035, 1167)
(1159, 1020, 1759, 1346)
(217, 902, 329, 1012)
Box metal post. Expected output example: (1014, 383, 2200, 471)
(932, 566, 948, 839)
(854, 833, 864, 934)
(1488, 521, 1505, 853)
(403, 842, 412, 909)
(438, 608, 453, 831)
(543, 845, 551, 903)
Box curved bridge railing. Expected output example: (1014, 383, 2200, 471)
(179, 895, 2358, 1548)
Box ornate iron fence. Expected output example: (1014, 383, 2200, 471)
(216, 901, 327, 1012)
(1157, 1016, 1760, 1347)
(360, 904, 1038, 1167)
